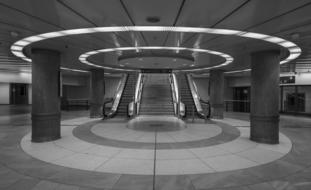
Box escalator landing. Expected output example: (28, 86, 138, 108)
(127, 115, 186, 131)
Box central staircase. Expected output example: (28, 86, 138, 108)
(139, 74, 175, 115)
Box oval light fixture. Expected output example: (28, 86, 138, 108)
(10, 26, 301, 72)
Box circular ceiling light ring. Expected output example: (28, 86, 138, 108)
(10, 26, 301, 72)
(79, 46, 234, 71)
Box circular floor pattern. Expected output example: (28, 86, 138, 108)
(74, 119, 240, 149)
(92, 118, 221, 143)
(21, 117, 292, 175)
(127, 116, 187, 132)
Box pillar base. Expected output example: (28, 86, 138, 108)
(211, 103, 224, 119)
(250, 115, 279, 144)
(90, 103, 103, 118)
(31, 113, 61, 142)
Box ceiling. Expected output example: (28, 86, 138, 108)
(0, 0, 311, 74)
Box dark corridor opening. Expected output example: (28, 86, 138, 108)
(10, 83, 29, 105)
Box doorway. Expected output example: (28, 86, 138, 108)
(10, 83, 29, 105)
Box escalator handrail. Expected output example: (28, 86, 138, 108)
(134, 73, 144, 115)
(169, 73, 180, 116)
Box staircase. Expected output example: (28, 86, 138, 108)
(115, 73, 138, 116)
(139, 74, 175, 115)
(177, 73, 197, 118)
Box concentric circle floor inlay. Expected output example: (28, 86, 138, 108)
(21, 117, 292, 175)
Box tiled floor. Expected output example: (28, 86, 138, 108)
(1, 107, 311, 189)
(21, 117, 292, 175)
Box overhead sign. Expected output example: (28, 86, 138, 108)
(280, 76, 295, 84)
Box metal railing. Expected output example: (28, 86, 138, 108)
(169, 73, 185, 117)
(104, 74, 128, 117)
(129, 73, 144, 117)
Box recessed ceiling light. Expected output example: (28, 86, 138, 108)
(146, 16, 161, 23)
(10, 31, 19, 38)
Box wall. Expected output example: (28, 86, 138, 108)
(62, 75, 122, 100)
(62, 75, 88, 86)
(301, 86, 311, 113)
(226, 76, 251, 87)
(0, 71, 31, 104)
(28, 85, 32, 104)
(64, 85, 90, 100)
(0, 83, 10, 104)
(227, 73, 311, 87)
(0, 71, 31, 84)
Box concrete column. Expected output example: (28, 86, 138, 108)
(90, 69, 105, 118)
(31, 49, 61, 142)
(210, 70, 224, 119)
(250, 50, 280, 144)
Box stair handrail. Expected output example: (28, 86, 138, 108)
(169, 73, 181, 116)
(105, 74, 128, 117)
(186, 74, 205, 118)
(133, 73, 144, 115)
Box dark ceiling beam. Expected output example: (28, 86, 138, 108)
(180, 0, 251, 46)
(0, 1, 116, 47)
(161, 0, 187, 46)
(119, 0, 150, 47)
(56, 0, 133, 47)
(199, 1, 311, 47)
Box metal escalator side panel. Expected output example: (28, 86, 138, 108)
(132, 73, 144, 115)
(106, 74, 128, 117)
(186, 74, 205, 118)
(115, 73, 139, 116)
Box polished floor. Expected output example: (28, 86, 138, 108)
(0, 106, 311, 189)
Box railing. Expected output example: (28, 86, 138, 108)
(186, 74, 210, 118)
(104, 74, 128, 117)
(169, 73, 185, 117)
(129, 73, 144, 116)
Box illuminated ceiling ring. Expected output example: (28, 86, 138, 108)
(10, 26, 301, 72)
(80, 46, 234, 71)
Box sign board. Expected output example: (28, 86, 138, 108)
(280, 76, 295, 84)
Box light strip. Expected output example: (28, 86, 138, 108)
(79, 46, 233, 71)
(10, 26, 301, 72)
(60, 67, 89, 73)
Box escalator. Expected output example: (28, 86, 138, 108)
(105, 73, 137, 118)
(139, 74, 175, 115)
(177, 73, 210, 118)
(178, 73, 197, 117)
